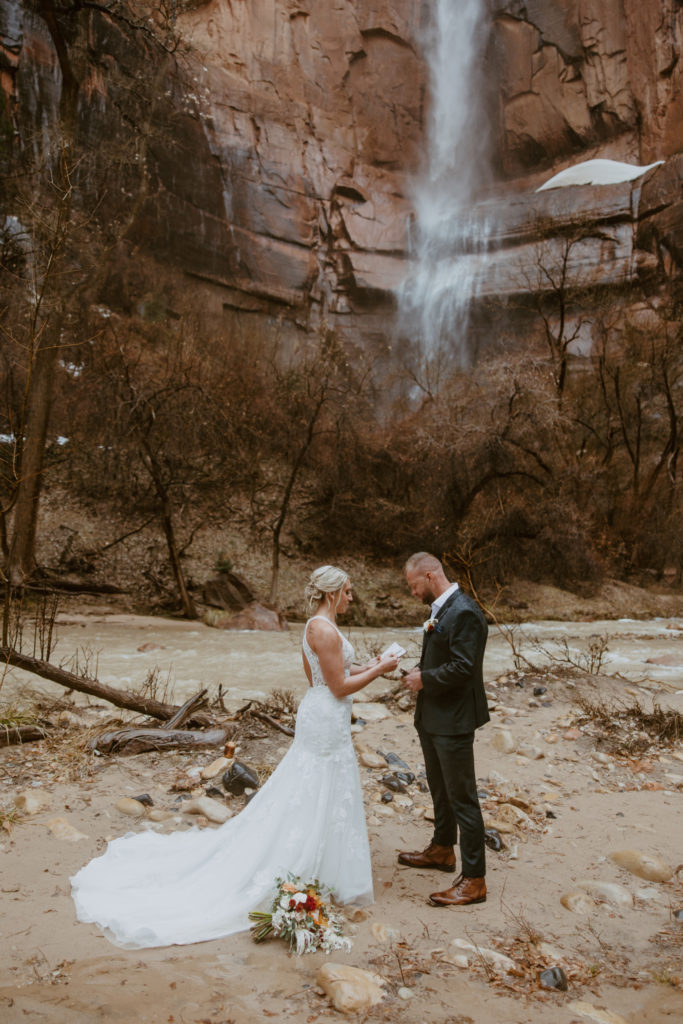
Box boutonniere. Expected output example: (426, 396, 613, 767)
(424, 617, 439, 634)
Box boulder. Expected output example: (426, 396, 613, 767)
(204, 602, 288, 631)
(202, 572, 255, 611)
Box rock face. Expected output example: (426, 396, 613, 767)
(1, 0, 681, 352)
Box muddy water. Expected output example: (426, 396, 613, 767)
(2, 612, 682, 706)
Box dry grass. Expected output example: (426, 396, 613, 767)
(573, 694, 683, 754)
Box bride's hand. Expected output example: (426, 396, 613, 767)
(377, 653, 400, 674)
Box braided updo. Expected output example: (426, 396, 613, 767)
(304, 565, 349, 612)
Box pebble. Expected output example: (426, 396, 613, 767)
(381, 774, 407, 793)
(491, 730, 515, 754)
(358, 750, 386, 770)
(451, 938, 514, 973)
(609, 849, 673, 882)
(317, 964, 385, 1013)
(539, 966, 568, 991)
(115, 797, 147, 818)
(576, 880, 632, 906)
(46, 816, 88, 841)
(184, 796, 232, 824)
(147, 808, 173, 822)
(200, 756, 230, 780)
(223, 761, 259, 796)
(484, 828, 504, 851)
(516, 743, 544, 760)
(344, 906, 369, 922)
(397, 987, 413, 1000)
(351, 703, 390, 722)
(382, 752, 411, 771)
(568, 999, 628, 1024)
(560, 891, 597, 914)
(14, 790, 51, 815)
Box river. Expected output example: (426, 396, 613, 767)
(2, 612, 681, 707)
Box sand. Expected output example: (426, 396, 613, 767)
(1, 615, 682, 1023)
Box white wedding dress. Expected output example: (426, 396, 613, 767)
(71, 618, 373, 948)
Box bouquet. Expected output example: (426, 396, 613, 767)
(249, 875, 352, 955)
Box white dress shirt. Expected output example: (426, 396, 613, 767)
(431, 582, 459, 618)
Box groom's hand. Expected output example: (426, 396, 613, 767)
(402, 667, 423, 693)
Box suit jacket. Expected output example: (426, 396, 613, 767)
(415, 588, 490, 736)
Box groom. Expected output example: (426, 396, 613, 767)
(399, 552, 489, 906)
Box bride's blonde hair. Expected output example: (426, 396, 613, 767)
(304, 565, 349, 612)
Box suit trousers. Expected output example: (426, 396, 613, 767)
(417, 726, 486, 878)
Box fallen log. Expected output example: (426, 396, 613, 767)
(89, 726, 228, 756)
(0, 646, 181, 721)
(0, 723, 53, 747)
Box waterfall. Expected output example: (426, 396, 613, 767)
(398, 0, 492, 369)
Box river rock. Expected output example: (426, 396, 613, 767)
(200, 756, 230, 780)
(115, 797, 147, 818)
(451, 938, 515, 973)
(381, 773, 407, 793)
(46, 817, 88, 841)
(204, 602, 288, 631)
(358, 749, 386, 770)
(516, 743, 544, 759)
(351, 702, 390, 722)
(223, 761, 259, 796)
(184, 796, 232, 824)
(576, 880, 633, 906)
(115, 794, 147, 819)
(560, 891, 597, 914)
(491, 730, 516, 754)
(609, 849, 673, 882)
(147, 808, 174, 823)
(496, 803, 533, 827)
(14, 790, 51, 815)
(568, 999, 629, 1024)
(539, 966, 568, 991)
(316, 964, 385, 1014)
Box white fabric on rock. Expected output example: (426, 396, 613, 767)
(71, 618, 373, 948)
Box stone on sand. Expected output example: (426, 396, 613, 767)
(609, 849, 673, 882)
(14, 790, 51, 815)
(316, 963, 385, 1014)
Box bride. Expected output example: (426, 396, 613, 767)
(71, 565, 401, 948)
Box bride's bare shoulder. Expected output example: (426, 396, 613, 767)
(306, 617, 341, 651)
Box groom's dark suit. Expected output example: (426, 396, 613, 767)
(416, 587, 489, 877)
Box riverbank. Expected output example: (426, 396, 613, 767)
(0, 611, 681, 1023)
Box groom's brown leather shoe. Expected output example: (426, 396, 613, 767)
(429, 875, 487, 906)
(398, 841, 456, 873)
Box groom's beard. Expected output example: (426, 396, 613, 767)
(421, 587, 436, 606)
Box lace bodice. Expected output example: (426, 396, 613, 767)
(303, 615, 354, 688)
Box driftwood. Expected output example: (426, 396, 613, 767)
(89, 726, 228, 756)
(0, 646, 185, 721)
(251, 710, 295, 737)
(161, 690, 209, 730)
(0, 723, 53, 747)
(88, 690, 228, 756)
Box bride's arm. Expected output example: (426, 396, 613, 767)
(310, 623, 399, 699)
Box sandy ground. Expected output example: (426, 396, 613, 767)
(1, 614, 682, 1023)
